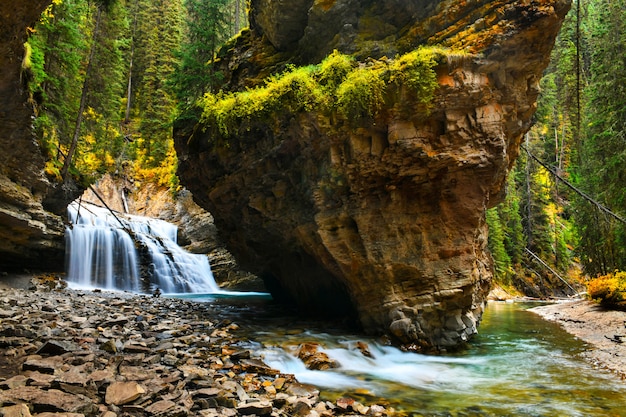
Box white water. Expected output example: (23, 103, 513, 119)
(65, 201, 221, 294)
(259, 338, 484, 393)
(248, 303, 626, 416)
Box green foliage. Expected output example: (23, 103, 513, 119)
(28, 0, 90, 162)
(389, 48, 441, 103)
(26, 0, 243, 191)
(171, 0, 233, 105)
(486, 207, 513, 285)
(317, 50, 355, 91)
(572, 0, 626, 275)
(130, 0, 184, 167)
(587, 271, 626, 309)
(336, 65, 386, 119)
(199, 47, 444, 138)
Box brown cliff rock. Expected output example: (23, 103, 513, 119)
(0, 1, 72, 272)
(174, 0, 571, 349)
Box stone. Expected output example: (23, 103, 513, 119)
(0, 1, 83, 272)
(25, 372, 55, 388)
(285, 382, 319, 400)
(36, 340, 76, 356)
(174, 0, 571, 350)
(0, 375, 28, 389)
(35, 413, 85, 417)
(239, 358, 279, 375)
(104, 381, 146, 406)
(0, 404, 32, 417)
(144, 399, 176, 415)
(292, 399, 312, 416)
(0, 285, 396, 417)
(22, 356, 64, 374)
(0, 387, 96, 415)
(296, 343, 339, 370)
(236, 400, 273, 416)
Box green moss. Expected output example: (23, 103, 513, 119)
(198, 47, 456, 139)
(336, 64, 386, 119)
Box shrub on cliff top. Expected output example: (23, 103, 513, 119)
(198, 47, 449, 138)
(587, 271, 626, 309)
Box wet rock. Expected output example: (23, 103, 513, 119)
(296, 343, 339, 371)
(285, 382, 320, 401)
(355, 341, 373, 358)
(238, 358, 279, 376)
(292, 399, 312, 416)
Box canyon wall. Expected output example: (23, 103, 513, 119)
(175, 0, 571, 350)
(0, 1, 70, 272)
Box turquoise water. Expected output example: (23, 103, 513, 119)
(199, 299, 626, 416)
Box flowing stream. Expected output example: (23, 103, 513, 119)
(194, 298, 626, 417)
(65, 204, 626, 415)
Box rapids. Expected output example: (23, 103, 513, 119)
(212, 299, 626, 416)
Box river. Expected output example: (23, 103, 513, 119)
(179, 295, 626, 416)
(66, 202, 626, 416)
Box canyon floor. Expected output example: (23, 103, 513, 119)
(0, 275, 393, 417)
(2, 275, 626, 417)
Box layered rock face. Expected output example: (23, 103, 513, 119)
(175, 0, 570, 349)
(0, 1, 70, 272)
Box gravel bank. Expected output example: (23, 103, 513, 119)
(529, 299, 626, 380)
(0, 280, 394, 417)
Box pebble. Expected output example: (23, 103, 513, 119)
(0, 282, 396, 416)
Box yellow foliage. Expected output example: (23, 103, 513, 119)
(45, 160, 62, 182)
(132, 139, 180, 191)
(80, 152, 102, 173)
(22, 42, 32, 70)
(587, 271, 626, 309)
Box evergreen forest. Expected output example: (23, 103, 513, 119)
(25, 0, 626, 301)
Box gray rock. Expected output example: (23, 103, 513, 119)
(236, 400, 273, 416)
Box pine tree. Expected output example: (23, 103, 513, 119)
(574, 0, 626, 275)
(27, 0, 90, 177)
(171, 0, 232, 105)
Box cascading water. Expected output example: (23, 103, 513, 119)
(65, 201, 221, 294)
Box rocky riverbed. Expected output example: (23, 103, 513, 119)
(530, 300, 626, 380)
(0, 277, 394, 417)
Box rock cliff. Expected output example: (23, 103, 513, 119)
(0, 1, 71, 272)
(175, 0, 571, 350)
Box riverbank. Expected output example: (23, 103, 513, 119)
(530, 299, 626, 380)
(0, 279, 394, 417)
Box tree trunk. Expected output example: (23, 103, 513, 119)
(235, 0, 241, 34)
(60, 5, 103, 181)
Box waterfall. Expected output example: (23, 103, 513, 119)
(65, 201, 221, 294)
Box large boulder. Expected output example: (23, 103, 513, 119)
(175, 0, 571, 350)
